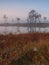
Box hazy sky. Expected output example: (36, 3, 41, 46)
(0, 0, 49, 19)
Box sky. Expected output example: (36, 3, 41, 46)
(0, 0, 49, 20)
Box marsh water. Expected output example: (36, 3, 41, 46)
(0, 26, 49, 34)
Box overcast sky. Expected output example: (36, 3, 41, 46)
(0, 0, 49, 20)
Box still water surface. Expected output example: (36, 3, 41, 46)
(0, 27, 49, 34)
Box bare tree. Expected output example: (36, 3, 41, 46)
(44, 17, 47, 23)
(16, 17, 20, 33)
(36, 14, 41, 32)
(34, 12, 38, 32)
(3, 14, 8, 23)
(44, 17, 47, 32)
(27, 10, 37, 32)
(3, 14, 8, 34)
(27, 10, 42, 33)
(38, 14, 41, 32)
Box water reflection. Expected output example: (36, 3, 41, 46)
(0, 27, 49, 34)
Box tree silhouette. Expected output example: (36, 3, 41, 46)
(27, 10, 42, 33)
(3, 14, 8, 23)
(27, 10, 38, 32)
(43, 17, 47, 32)
(37, 14, 41, 32)
(3, 14, 8, 34)
(44, 17, 47, 23)
(16, 17, 20, 33)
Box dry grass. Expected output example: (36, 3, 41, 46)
(0, 33, 49, 65)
